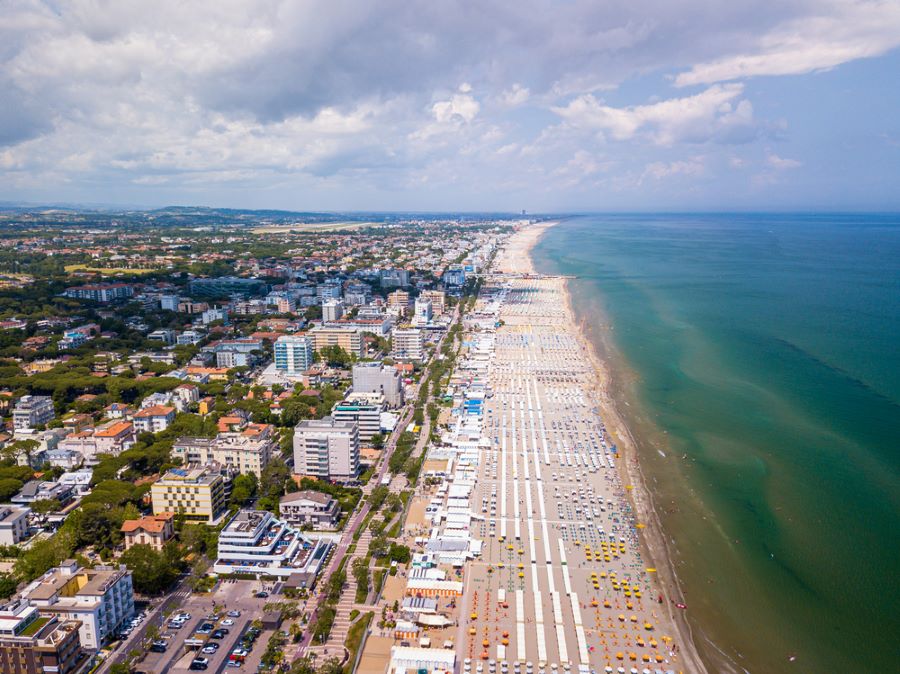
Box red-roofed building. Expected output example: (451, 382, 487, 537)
(120, 513, 174, 551)
(132, 405, 175, 433)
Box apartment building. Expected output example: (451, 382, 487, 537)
(293, 417, 360, 482)
(274, 335, 314, 375)
(419, 290, 447, 315)
(352, 362, 403, 407)
(63, 283, 134, 303)
(412, 298, 433, 326)
(322, 298, 344, 322)
(309, 325, 363, 358)
(12, 396, 55, 432)
(331, 393, 385, 441)
(20, 561, 134, 650)
(150, 468, 228, 524)
(171, 424, 275, 478)
(132, 405, 175, 433)
(0, 600, 86, 674)
(279, 491, 341, 529)
(387, 289, 411, 312)
(392, 328, 425, 361)
(93, 420, 136, 456)
(0, 506, 30, 546)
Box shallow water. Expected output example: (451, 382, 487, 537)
(532, 213, 900, 674)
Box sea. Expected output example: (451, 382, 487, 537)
(531, 213, 900, 674)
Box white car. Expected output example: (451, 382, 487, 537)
(221, 619, 235, 626)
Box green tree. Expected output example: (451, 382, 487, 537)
(14, 530, 75, 582)
(317, 345, 352, 368)
(230, 472, 258, 507)
(120, 544, 178, 595)
(0, 573, 18, 599)
(368, 485, 389, 510)
(0, 478, 24, 503)
(30, 498, 62, 515)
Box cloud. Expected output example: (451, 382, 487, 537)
(766, 152, 802, 169)
(640, 158, 705, 183)
(432, 90, 480, 124)
(675, 0, 900, 86)
(499, 84, 530, 107)
(0, 0, 895, 208)
(551, 84, 756, 145)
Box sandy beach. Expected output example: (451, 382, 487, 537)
(496, 220, 708, 673)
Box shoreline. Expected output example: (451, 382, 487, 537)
(509, 220, 710, 674)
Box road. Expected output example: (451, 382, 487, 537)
(293, 306, 459, 662)
(95, 568, 197, 674)
(293, 403, 413, 660)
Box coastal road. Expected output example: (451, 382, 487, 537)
(292, 306, 460, 661)
(292, 403, 414, 660)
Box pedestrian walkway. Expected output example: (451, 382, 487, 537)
(320, 528, 373, 651)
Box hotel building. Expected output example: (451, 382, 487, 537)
(150, 468, 228, 524)
(213, 509, 330, 585)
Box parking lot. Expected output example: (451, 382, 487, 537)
(136, 579, 281, 673)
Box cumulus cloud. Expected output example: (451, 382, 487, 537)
(0, 0, 894, 207)
(551, 84, 757, 145)
(499, 84, 530, 108)
(432, 90, 480, 124)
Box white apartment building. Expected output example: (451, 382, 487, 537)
(332, 393, 385, 441)
(352, 362, 403, 407)
(293, 417, 360, 482)
(13, 396, 55, 432)
(20, 560, 134, 650)
(274, 335, 314, 375)
(132, 405, 175, 433)
(413, 298, 433, 326)
(0, 505, 30, 546)
(322, 298, 344, 322)
(392, 328, 424, 362)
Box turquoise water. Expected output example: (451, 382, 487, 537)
(532, 214, 900, 673)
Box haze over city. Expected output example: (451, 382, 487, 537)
(2, 0, 900, 211)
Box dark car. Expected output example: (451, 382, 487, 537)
(211, 628, 229, 639)
(196, 622, 214, 634)
(150, 641, 168, 653)
(255, 591, 269, 598)
(190, 657, 209, 671)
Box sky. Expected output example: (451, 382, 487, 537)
(1, 0, 899, 212)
